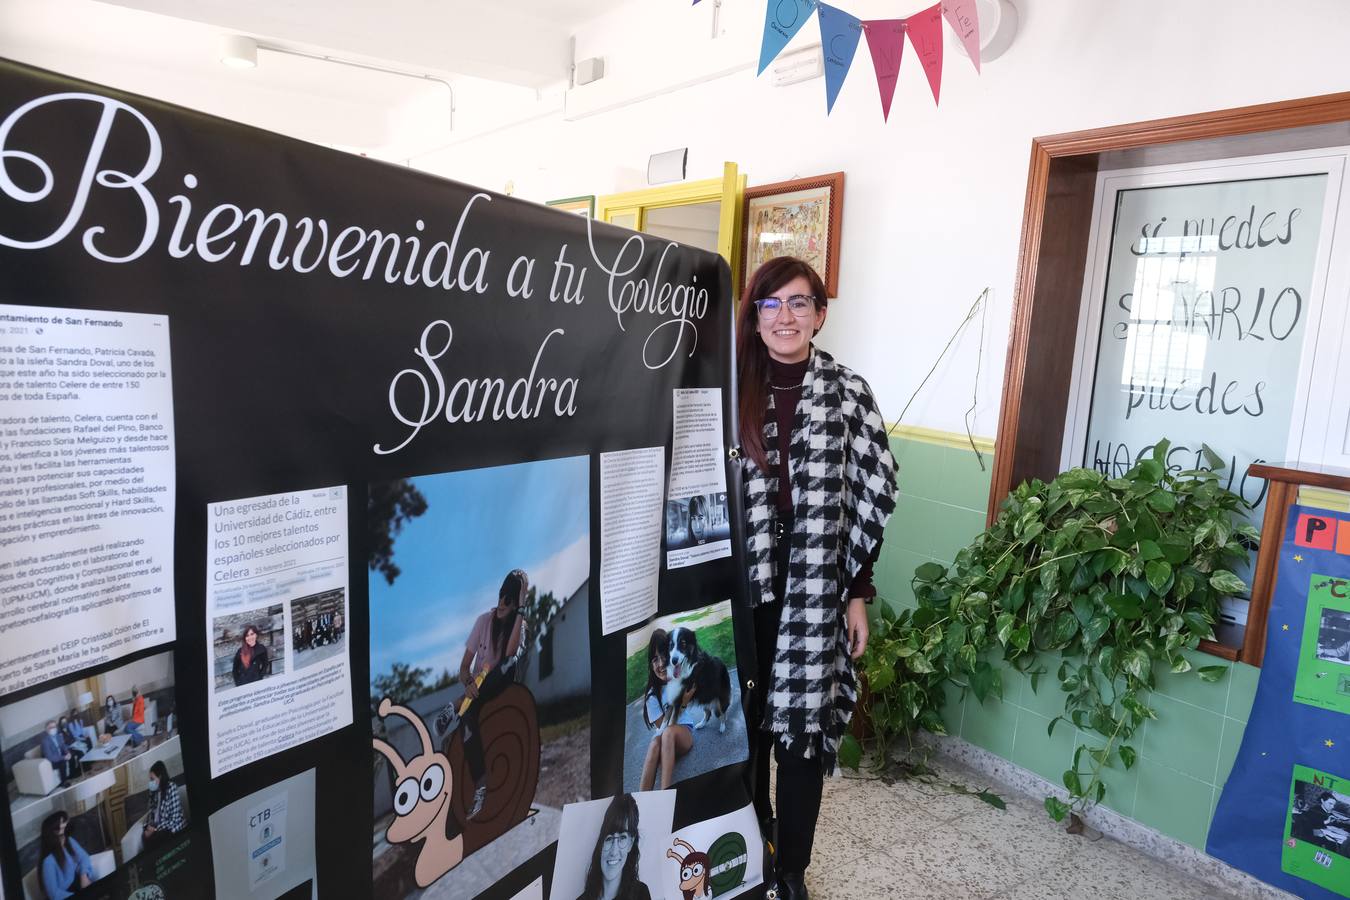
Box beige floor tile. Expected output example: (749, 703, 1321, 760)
(883, 833, 1019, 898)
(947, 802, 1076, 871)
(810, 841, 1000, 900)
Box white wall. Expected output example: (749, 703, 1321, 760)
(411, 0, 1350, 438)
(0, 687, 71, 742)
(99, 652, 174, 699)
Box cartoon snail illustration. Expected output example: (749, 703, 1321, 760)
(373, 697, 464, 887)
(668, 837, 713, 900)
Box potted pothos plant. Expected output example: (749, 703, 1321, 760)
(843, 440, 1257, 825)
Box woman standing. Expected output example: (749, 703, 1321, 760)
(38, 811, 94, 899)
(140, 760, 187, 852)
(737, 257, 897, 900)
(232, 624, 271, 687)
(576, 793, 651, 900)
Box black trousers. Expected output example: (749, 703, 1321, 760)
(464, 666, 512, 784)
(750, 519, 825, 873)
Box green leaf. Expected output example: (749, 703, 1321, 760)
(915, 561, 947, 582)
(1169, 654, 1193, 674)
(976, 790, 1007, 811)
(1122, 648, 1152, 682)
(1119, 744, 1137, 770)
(1145, 559, 1172, 593)
(1136, 459, 1164, 482)
(1159, 538, 1190, 564)
(1146, 490, 1177, 513)
(1105, 594, 1143, 620)
(996, 612, 1016, 646)
(1151, 439, 1172, 463)
(1052, 611, 1080, 646)
(1010, 624, 1031, 652)
(1200, 444, 1226, 470)
(1138, 539, 1164, 561)
(907, 654, 936, 675)
(1208, 571, 1248, 595)
(1063, 769, 1083, 795)
(1083, 616, 1111, 647)
(1006, 579, 1028, 612)
(869, 664, 896, 692)
(1197, 665, 1228, 683)
(1121, 693, 1157, 723)
(1072, 594, 1095, 628)
(838, 733, 862, 771)
(1044, 796, 1070, 822)
(1047, 716, 1064, 738)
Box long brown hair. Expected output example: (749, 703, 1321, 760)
(736, 256, 828, 471)
(239, 623, 259, 667)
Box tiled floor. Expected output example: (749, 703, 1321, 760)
(801, 757, 1234, 900)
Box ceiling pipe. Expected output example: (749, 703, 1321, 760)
(219, 36, 455, 131)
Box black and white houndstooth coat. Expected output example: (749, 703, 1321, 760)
(742, 347, 898, 769)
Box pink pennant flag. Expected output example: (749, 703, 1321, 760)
(906, 2, 943, 105)
(862, 19, 905, 122)
(941, 0, 982, 73)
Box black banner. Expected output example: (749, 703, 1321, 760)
(0, 59, 758, 900)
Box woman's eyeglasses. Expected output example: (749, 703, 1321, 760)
(603, 831, 635, 851)
(755, 295, 816, 318)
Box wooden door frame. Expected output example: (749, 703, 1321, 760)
(990, 91, 1350, 665)
(990, 90, 1350, 525)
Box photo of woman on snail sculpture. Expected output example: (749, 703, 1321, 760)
(368, 457, 592, 898)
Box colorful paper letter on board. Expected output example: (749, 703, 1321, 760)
(1299, 514, 1337, 551)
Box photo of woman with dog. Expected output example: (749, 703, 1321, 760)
(637, 628, 698, 791)
(737, 256, 898, 900)
(621, 602, 748, 793)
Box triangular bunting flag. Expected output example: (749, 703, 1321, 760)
(906, 2, 943, 105)
(758, 0, 819, 76)
(817, 3, 862, 114)
(862, 19, 905, 121)
(942, 0, 982, 73)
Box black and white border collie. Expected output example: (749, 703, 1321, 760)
(662, 626, 732, 733)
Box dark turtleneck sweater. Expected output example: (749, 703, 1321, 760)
(768, 355, 879, 600)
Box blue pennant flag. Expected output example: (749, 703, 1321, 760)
(817, 3, 862, 113)
(758, 0, 818, 75)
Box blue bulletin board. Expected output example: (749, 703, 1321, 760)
(1208, 505, 1350, 898)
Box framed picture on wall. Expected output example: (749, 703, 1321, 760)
(741, 172, 844, 298)
(546, 195, 596, 218)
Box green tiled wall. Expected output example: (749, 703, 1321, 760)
(876, 433, 1261, 851)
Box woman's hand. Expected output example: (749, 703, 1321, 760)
(846, 598, 869, 660)
(464, 676, 480, 701)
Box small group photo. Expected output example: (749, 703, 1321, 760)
(1288, 778, 1350, 857)
(549, 791, 675, 900)
(291, 588, 347, 671)
(1316, 607, 1350, 665)
(0, 650, 186, 898)
(622, 600, 747, 793)
(212, 604, 285, 692)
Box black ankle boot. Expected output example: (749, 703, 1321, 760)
(779, 870, 808, 900)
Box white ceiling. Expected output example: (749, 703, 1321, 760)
(0, 0, 630, 155)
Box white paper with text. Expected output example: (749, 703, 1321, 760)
(206, 486, 352, 777)
(0, 303, 175, 695)
(600, 447, 664, 634)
